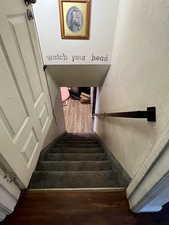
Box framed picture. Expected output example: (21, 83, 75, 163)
(59, 0, 91, 39)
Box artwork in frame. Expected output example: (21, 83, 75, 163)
(59, 0, 91, 40)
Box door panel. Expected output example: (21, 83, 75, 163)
(0, 41, 28, 136)
(21, 129, 39, 164)
(9, 15, 43, 101)
(0, 1, 52, 188)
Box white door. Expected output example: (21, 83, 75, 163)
(0, 0, 53, 188)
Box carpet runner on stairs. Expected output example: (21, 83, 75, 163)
(29, 133, 129, 189)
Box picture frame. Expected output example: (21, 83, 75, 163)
(59, 0, 91, 40)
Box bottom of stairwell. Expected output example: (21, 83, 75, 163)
(29, 133, 130, 189)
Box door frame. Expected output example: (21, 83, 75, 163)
(0, 166, 20, 222)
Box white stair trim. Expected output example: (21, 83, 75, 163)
(127, 125, 169, 213)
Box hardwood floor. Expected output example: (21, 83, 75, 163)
(2, 190, 169, 225)
(63, 98, 92, 133)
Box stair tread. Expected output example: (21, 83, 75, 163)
(46, 153, 106, 155)
(45, 153, 107, 161)
(57, 139, 99, 142)
(37, 160, 112, 171)
(53, 145, 101, 148)
(39, 160, 112, 163)
(33, 170, 113, 174)
(60, 139, 98, 141)
(29, 170, 122, 189)
(55, 143, 100, 147)
(50, 147, 103, 153)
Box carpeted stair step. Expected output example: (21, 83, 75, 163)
(60, 138, 98, 142)
(62, 133, 97, 138)
(45, 153, 107, 161)
(29, 133, 131, 189)
(29, 170, 118, 189)
(57, 134, 99, 142)
(49, 147, 103, 153)
(54, 143, 100, 147)
(37, 160, 112, 171)
(57, 138, 99, 143)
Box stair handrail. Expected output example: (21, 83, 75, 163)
(93, 106, 156, 122)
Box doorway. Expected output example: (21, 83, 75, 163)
(61, 87, 96, 133)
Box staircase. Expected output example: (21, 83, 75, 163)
(29, 133, 129, 189)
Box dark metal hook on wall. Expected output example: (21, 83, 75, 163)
(93, 107, 156, 122)
(27, 9, 34, 20)
(25, 0, 37, 6)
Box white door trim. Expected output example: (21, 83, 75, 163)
(0, 167, 20, 222)
(127, 125, 169, 212)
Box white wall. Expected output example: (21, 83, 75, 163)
(94, 0, 169, 178)
(47, 65, 110, 86)
(43, 71, 65, 147)
(33, 0, 119, 65)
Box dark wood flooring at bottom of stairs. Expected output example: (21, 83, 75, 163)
(2, 190, 169, 225)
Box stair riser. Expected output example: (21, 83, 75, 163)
(50, 147, 103, 153)
(60, 139, 98, 142)
(37, 161, 112, 171)
(45, 153, 107, 161)
(62, 135, 97, 138)
(55, 144, 100, 147)
(58, 138, 99, 142)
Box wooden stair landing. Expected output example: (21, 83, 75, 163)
(1, 190, 168, 225)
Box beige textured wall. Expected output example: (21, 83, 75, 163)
(43, 70, 65, 148)
(94, 0, 169, 178)
(33, 0, 119, 65)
